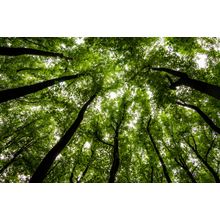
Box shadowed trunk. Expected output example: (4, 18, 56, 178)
(16, 68, 44, 72)
(174, 157, 197, 183)
(108, 101, 127, 183)
(0, 73, 85, 103)
(0, 46, 71, 60)
(186, 138, 220, 183)
(0, 140, 34, 175)
(29, 93, 97, 183)
(177, 101, 220, 134)
(150, 166, 154, 183)
(108, 129, 120, 183)
(77, 148, 95, 183)
(147, 117, 172, 183)
(152, 67, 220, 100)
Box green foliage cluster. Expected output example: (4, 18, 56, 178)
(0, 37, 220, 182)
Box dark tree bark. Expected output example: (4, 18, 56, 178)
(176, 101, 220, 134)
(0, 47, 71, 60)
(174, 157, 197, 183)
(77, 148, 95, 183)
(69, 145, 84, 183)
(108, 101, 127, 183)
(162, 138, 196, 183)
(150, 166, 154, 183)
(0, 140, 34, 175)
(16, 68, 44, 73)
(0, 73, 85, 104)
(185, 137, 220, 183)
(94, 101, 127, 183)
(151, 67, 220, 100)
(108, 128, 120, 183)
(146, 117, 172, 183)
(29, 93, 97, 183)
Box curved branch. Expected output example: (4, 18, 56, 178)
(176, 101, 220, 134)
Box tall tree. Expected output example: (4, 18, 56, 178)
(146, 117, 172, 183)
(1, 37, 220, 183)
(29, 93, 97, 183)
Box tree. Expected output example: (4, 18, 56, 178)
(29, 93, 97, 182)
(1, 37, 220, 183)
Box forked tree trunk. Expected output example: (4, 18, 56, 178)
(29, 93, 97, 183)
(186, 139, 220, 183)
(0, 73, 85, 103)
(151, 67, 220, 100)
(174, 157, 197, 183)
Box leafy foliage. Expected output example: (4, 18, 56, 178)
(0, 37, 220, 182)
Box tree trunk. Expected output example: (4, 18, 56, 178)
(0, 73, 85, 103)
(174, 157, 197, 183)
(150, 166, 154, 183)
(151, 67, 220, 100)
(29, 94, 97, 183)
(0, 47, 71, 60)
(186, 140, 220, 183)
(77, 149, 95, 183)
(108, 129, 120, 183)
(0, 140, 34, 175)
(177, 101, 220, 134)
(147, 117, 172, 183)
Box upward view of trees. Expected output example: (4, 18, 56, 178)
(0, 37, 220, 183)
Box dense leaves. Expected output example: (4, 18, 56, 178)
(0, 37, 220, 183)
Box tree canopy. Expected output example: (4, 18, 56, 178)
(0, 37, 220, 183)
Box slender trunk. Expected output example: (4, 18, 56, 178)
(151, 67, 220, 100)
(1, 117, 40, 142)
(108, 129, 120, 183)
(174, 158, 197, 183)
(77, 149, 95, 183)
(177, 101, 220, 134)
(69, 166, 75, 183)
(0, 73, 85, 103)
(147, 117, 172, 183)
(187, 141, 220, 183)
(0, 140, 34, 175)
(150, 166, 154, 183)
(69, 146, 84, 183)
(16, 68, 44, 72)
(29, 94, 97, 183)
(0, 47, 71, 60)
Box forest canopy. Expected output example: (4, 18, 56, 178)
(0, 37, 220, 183)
